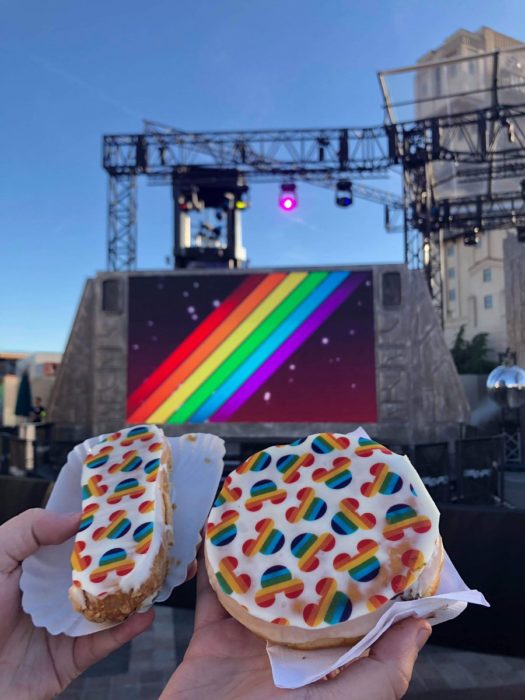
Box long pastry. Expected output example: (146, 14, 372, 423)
(69, 424, 173, 623)
(205, 433, 442, 649)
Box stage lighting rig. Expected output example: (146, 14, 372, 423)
(501, 117, 516, 144)
(177, 187, 203, 212)
(464, 226, 481, 247)
(335, 180, 353, 207)
(279, 183, 298, 212)
(235, 185, 250, 210)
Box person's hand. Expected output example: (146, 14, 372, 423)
(162, 557, 431, 699)
(0, 508, 154, 700)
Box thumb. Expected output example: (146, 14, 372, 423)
(368, 617, 432, 697)
(74, 608, 155, 677)
(0, 508, 80, 574)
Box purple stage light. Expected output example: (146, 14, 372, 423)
(280, 195, 297, 211)
(279, 183, 298, 212)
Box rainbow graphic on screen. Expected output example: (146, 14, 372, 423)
(127, 270, 376, 424)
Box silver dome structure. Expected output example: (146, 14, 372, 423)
(487, 352, 525, 410)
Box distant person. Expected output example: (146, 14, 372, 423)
(30, 397, 47, 422)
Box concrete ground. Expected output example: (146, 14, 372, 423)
(57, 606, 525, 700)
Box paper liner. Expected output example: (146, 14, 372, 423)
(265, 428, 490, 688)
(267, 543, 489, 688)
(20, 433, 224, 637)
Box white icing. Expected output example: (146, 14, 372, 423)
(71, 424, 172, 599)
(205, 433, 440, 630)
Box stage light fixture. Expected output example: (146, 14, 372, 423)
(177, 187, 203, 212)
(335, 180, 353, 207)
(463, 226, 481, 246)
(279, 183, 298, 212)
(502, 117, 516, 144)
(235, 185, 250, 210)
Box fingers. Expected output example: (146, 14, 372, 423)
(0, 509, 81, 574)
(326, 617, 431, 699)
(193, 551, 229, 631)
(368, 617, 432, 697)
(74, 608, 155, 675)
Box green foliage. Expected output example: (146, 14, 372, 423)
(450, 325, 498, 374)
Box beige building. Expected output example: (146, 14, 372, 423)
(415, 27, 525, 358)
(0, 351, 62, 427)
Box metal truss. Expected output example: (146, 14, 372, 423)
(103, 126, 391, 179)
(104, 103, 525, 179)
(455, 160, 525, 182)
(387, 103, 525, 167)
(503, 428, 522, 464)
(107, 175, 137, 271)
(406, 183, 525, 240)
(103, 101, 525, 317)
(439, 190, 525, 235)
(403, 164, 444, 317)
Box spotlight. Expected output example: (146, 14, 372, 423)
(502, 117, 516, 144)
(279, 183, 297, 212)
(335, 180, 353, 207)
(235, 185, 250, 210)
(177, 187, 203, 212)
(235, 197, 249, 210)
(463, 227, 481, 246)
(221, 192, 235, 212)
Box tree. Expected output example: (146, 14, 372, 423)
(450, 325, 498, 374)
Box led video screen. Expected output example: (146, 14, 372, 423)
(127, 270, 377, 424)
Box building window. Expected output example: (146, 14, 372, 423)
(448, 267, 455, 279)
(448, 289, 456, 302)
(483, 267, 492, 282)
(469, 60, 477, 75)
(448, 63, 458, 78)
(447, 244, 454, 257)
(484, 294, 493, 309)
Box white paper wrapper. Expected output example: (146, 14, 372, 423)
(20, 433, 224, 637)
(267, 552, 489, 688)
(267, 521, 489, 687)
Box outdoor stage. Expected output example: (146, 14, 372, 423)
(49, 264, 469, 445)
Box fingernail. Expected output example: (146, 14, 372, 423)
(416, 624, 432, 650)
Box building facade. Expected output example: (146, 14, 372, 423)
(415, 27, 524, 358)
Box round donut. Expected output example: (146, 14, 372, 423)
(205, 432, 442, 649)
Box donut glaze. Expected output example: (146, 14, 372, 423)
(205, 433, 440, 633)
(70, 425, 172, 603)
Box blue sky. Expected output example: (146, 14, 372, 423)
(1, 0, 524, 352)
